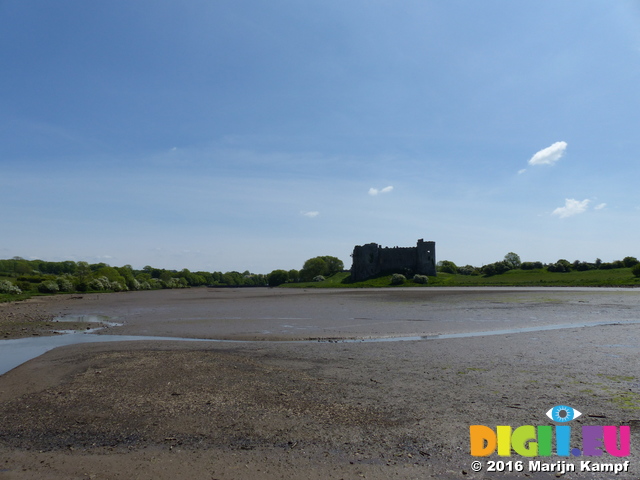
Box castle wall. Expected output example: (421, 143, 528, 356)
(350, 239, 436, 281)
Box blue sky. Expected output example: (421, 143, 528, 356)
(2, 1, 640, 273)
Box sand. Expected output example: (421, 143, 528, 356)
(1, 287, 640, 479)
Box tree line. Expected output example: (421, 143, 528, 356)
(0, 255, 346, 295)
(0, 257, 271, 295)
(5, 251, 636, 297)
(437, 252, 640, 277)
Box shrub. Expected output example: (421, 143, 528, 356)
(390, 273, 406, 285)
(482, 261, 511, 276)
(413, 274, 429, 284)
(548, 260, 571, 273)
(38, 281, 59, 293)
(482, 264, 496, 276)
(623, 256, 639, 268)
(16, 280, 33, 292)
(312, 275, 325, 282)
(17, 275, 45, 283)
(632, 263, 640, 278)
(110, 281, 126, 292)
(0, 280, 22, 295)
(574, 261, 594, 271)
(521, 261, 543, 270)
(493, 261, 512, 274)
(88, 278, 106, 291)
(57, 278, 75, 292)
(458, 265, 480, 275)
(438, 260, 458, 274)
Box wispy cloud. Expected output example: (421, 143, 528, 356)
(552, 198, 590, 218)
(528, 141, 567, 166)
(301, 211, 319, 218)
(368, 185, 394, 196)
(594, 203, 607, 210)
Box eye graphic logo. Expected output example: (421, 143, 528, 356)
(546, 405, 582, 423)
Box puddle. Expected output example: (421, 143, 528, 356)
(50, 314, 122, 333)
(1, 319, 638, 376)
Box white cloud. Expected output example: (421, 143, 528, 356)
(518, 168, 527, 175)
(595, 203, 607, 210)
(552, 198, 590, 218)
(301, 211, 319, 218)
(368, 185, 394, 196)
(528, 141, 567, 166)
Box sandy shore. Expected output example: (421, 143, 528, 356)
(1, 287, 640, 479)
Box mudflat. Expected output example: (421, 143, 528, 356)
(1, 287, 640, 479)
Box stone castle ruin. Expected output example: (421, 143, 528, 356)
(350, 239, 436, 281)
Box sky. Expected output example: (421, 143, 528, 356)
(2, 1, 640, 273)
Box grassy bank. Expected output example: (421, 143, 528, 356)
(281, 268, 640, 288)
(2, 268, 639, 302)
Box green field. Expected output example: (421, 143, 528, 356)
(281, 267, 640, 288)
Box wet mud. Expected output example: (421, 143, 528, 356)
(1, 287, 639, 479)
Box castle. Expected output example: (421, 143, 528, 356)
(350, 239, 436, 281)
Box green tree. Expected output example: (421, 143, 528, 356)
(623, 256, 639, 268)
(300, 257, 328, 281)
(221, 271, 243, 286)
(288, 269, 300, 282)
(299, 255, 344, 281)
(14, 259, 32, 275)
(76, 261, 91, 282)
(268, 269, 289, 287)
(95, 266, 127, 286)
(504, 252, 522, 269)
(320, 256, 344, 275)
(548, 259, 571, 273)
(159, 270, 173, 284)
(437, 260, 458, 274)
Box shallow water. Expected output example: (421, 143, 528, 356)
(0, 332, 229, 376)
(1, 318, 638, 376)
